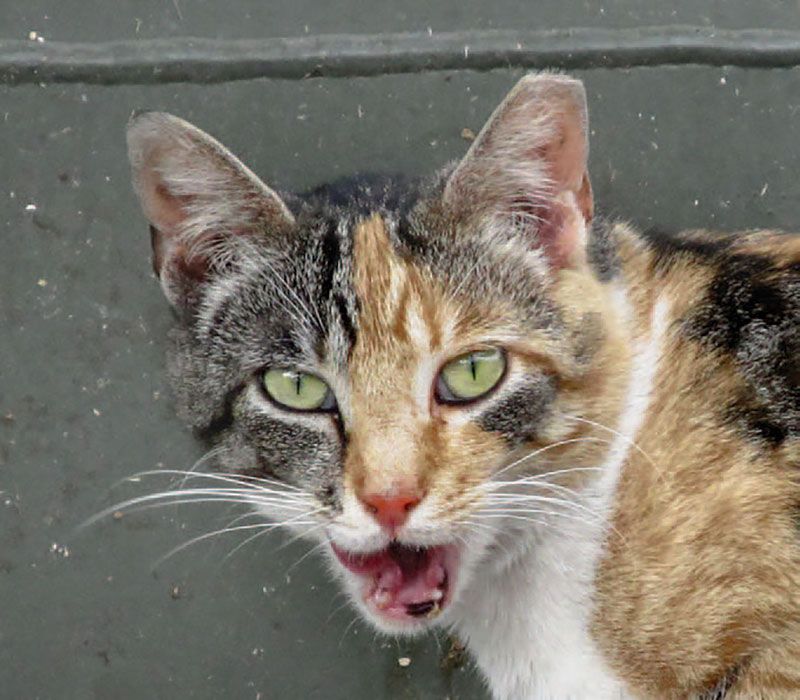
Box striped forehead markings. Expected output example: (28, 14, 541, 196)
(353, 214, 406, 339)
(351, 214, 447, 354)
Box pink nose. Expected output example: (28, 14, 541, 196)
(360, 492, 422, 530)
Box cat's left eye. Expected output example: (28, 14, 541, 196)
(262, 369, 336, 412)
(435, 348, 507, 404)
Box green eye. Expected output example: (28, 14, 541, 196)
(437, 348, 507, 403)
(262, 369, 335, 411)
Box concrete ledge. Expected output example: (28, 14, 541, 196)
(4, 25, 800, 85)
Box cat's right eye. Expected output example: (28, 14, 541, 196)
(262, 369, 336, 412)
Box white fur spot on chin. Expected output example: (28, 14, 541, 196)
(452, 293, 669, 700)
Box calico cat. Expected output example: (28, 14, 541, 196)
(126, 73, 800, 699)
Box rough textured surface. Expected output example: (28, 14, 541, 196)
(4, 0, 800, 42)
(3, 7, 800, 697)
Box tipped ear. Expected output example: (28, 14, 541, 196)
(126, 112, 295, 308)
(444, 73, 593, 270)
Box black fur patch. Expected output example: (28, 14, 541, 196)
(688, 255, 786, 352)
(586, 215, 619, 282)
(478, 374, 557, 444)
(317, 218, 341, 307)
(395, 215, 431, 259)
(297, 173, 420, 219)
(698, 659, 748, 700)
(334, 293, 357, 351)
(681, 251, 800, 447)
(241, 412, 342, 492)
(196, 384, 244, 443)
(640, 226, 732, 273)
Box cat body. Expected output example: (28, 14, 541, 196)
(452, 223, 800, 699)
(126, 75, 800, 699)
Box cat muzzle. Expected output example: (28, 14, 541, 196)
(331, 540, 459, 624)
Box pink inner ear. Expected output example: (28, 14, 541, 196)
(445, 75, 594, 270)
(546, 110, 587, 192)
(140, 169, 211, 284)
(540, 107, 594, 218)
(523, 102, 594, 268)
(535, 196, 585, 270)
(143, 168, 189, 232)
(514, 122, 593, 269)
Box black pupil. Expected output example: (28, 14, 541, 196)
(469, 355, 477, 381)
(294, 374, 302, 395)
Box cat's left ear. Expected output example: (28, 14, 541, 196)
(444, 73, 593, 270)
(127, 112, 295, 308)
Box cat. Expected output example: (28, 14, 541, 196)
(125, 73, 800, 699)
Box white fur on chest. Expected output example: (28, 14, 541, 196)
(454, 518, 628, 700)
(452, 296, 668, 700)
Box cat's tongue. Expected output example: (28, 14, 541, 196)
(332, 542, 452, 620)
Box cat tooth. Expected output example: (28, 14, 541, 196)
(374, 590, 392, 609)
(426, 602, 441, 619)
(431, 589, 444, 602)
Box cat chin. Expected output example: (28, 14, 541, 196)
(349, 595, 451, 637)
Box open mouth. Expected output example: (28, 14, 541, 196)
(331, 541, 459, 623)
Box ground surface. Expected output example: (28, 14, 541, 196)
(3, 3, 800, 699)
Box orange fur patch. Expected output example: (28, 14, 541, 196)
(345, 214, 509, 505)
(344, 215, 636, 510)
(592, 225, 800, 698)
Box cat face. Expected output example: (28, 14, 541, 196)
(127, 74, 626, 633)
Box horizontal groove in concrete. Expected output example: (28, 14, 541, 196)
(3, 26, 800, 85)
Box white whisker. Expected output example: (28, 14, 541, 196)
(115, 497, 309, 522)
(225, 517, 327, 562)
(479, 503, 605, 527)
(326, 597, 355, 626)
(491, 437, 611, 480)
(491, 464, 604, 487)
(560, 413, 663, 480)
(80, 486, 314, 530)
(222, 474, 306, 493)
(154, 510, 321, 569)
(285, 539, 330, 574)
(338, 614, 363, 648)
(482, 493, 609, 525)
(462, 520, 516, 559)
(274, 521, 329, 553)
(131, 469, 308, 499)
(176, 446, 226, 488)
(260, 256, 326, 333)
(472, 513, 552, 529)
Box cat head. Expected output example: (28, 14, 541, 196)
(127, 73, 629, 633)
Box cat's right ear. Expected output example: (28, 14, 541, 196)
(126, 112, 295, 309)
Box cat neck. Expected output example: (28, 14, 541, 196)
(450, 251, 669, 699)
